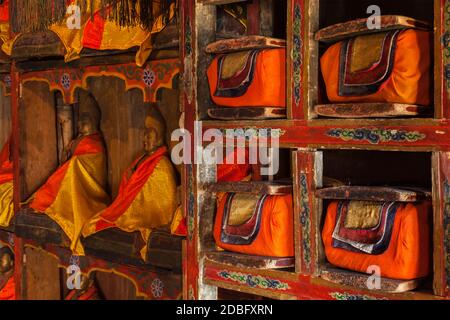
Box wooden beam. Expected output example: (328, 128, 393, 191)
(315, 186, 432, 202)
(315, 103, 432, 119)
(207, 181, 293, 195)
(208, 107, 286, 120)
(315, 15, 431, 43)
(206, 36, 286, 53)
(320, 266, 422, 293)
(205, 252, 294, 269)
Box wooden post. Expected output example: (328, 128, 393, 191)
(432, 152, 450, 297)
(293, 149, 322, 276)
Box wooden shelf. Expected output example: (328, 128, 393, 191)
(315, 186, 431, 202)
(198, 0, 247, 5)
(315, 15, 430, 43)
(207, 181, 292, 195)
(315, 103, 432, 119)
(206, 36, 286, 54)
(208, 107, 286, 120)
(14, 209, 70, 248)
(203, 260, 442, 300)
(320, 266, 422, 293)
(205, 251, 294, 269)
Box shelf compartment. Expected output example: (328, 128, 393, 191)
(315, 186, 431, 202)
(208, 181, 292, 195)
(205, 251, 294, 269)
(320, 265, 423, 293)
(315, 15, 430, 43)
(314, 103, 431, 119)
(206, 35, 286, 54)
(208, 107, 286, 120)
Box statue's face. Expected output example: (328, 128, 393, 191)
(0, 252, 13, 274)
(143, 128, 160, 154)
(78, 113, 96, 136)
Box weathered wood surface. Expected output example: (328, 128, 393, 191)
(208, 107, 286, 120)
(208, 181, 293, 195)
(20, 81, 58, 201)
(153, 23, 180, 50)
(315, 15, 431, 43)
(82, 226, 184, 271)
(11, 31, 66, 60)
(315, 186, 431, 202)
(315, 103, 432, 119)
(0, 87, 11, 147)
(206, 251, 295, 269)
(198, 0, 247, 5)
(206, 36, 286, 53)
(321, 266, 421, 293)
(23, 246, 61, 300)
(14, 209, 70, 247)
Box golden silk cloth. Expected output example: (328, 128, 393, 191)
(30, 133, 109, 255)
(214, 193, 294, 257)
(0, 138, 14, 228)
(83, 146, 177, 259)
(320, 29, 431, 105)
(207, 49, 286, 108)
(46, 0, 175, 66)
(0, 276, 15, 300)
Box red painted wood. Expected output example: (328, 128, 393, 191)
(202, 120, 450, 150)
(295, 151, 318, 276)
(181, 0, 199, 300)
(247, 0, 261, 36)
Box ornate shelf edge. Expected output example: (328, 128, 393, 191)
(19, 59, 181, 104)
(203, 261, 446, 300)
(22, 241, 182, 300)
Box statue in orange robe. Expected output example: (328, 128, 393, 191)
(0, 246, 14, 300)
(30, 91, 109, 255)
(0, 137, 13, 228)
(83, 115, 177, 259)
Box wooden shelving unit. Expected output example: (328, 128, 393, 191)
(182, 0, 450, 300)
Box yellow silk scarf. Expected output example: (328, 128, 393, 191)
(0, 182, 13, 228)
(43, 152, 109, 255)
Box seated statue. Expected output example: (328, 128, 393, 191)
(0, 246, 15, 300)
(83, 115, 178, 259)
(0, 137, 13, 228)
(30, 91, 110, 255)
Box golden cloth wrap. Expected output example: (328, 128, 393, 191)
(83, 146, 177, 260)
(0, 138, 13, 228)
(47, 0, 175, 66)
(30, 133, 109, 255)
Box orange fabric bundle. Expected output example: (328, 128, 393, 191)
(322, 201, 431, 280)
(207, 49, 286, 108)
(320, 29, 431, 105)
(0, 276, 15, 300)
(214, 194, 294, 257)
(217, 148, 252, 182)
(0, 138, 12, 185)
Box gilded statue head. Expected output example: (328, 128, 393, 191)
(0, 247, 14, 274)
(144, 115, 165, 154)
(77, 91, 101, 136)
